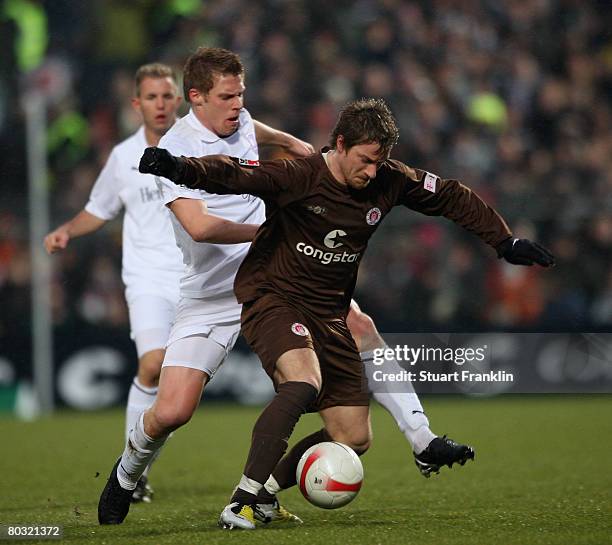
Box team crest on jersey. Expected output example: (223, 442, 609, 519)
(423, 172, 437, 193)
(366, 207, 382, 225)
(238, 158, 260, 168)
(291, 323, 310, 337)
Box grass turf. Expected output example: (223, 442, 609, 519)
(1, 396, 611, 545)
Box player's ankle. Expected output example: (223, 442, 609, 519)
(231, 487, 258, 506)
(116, 464, 138, 490)
(411, 425, 437, 455)
(256, 488, 276, 504)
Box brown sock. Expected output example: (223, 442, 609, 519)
(256, 486, 277, 505)
(231, 381, 318, 505)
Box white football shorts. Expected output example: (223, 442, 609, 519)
(127, 294, 177, 358)
(162, 293, 242, 378)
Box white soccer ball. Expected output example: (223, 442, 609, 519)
(295, 441, 364, 509)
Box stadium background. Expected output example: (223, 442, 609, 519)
(0, 1, 611, 407)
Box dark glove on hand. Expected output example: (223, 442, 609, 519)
(496, 237, 555, 267)
(139, 147, 185, 182)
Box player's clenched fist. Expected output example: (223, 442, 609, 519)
(496, 237, 555, 267)
(44, 228, 70, 254)
(139, 147, 184, 183)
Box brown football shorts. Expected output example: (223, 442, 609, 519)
(240, 293, 370, 412)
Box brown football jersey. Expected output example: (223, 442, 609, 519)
(179, 152, 512, 316)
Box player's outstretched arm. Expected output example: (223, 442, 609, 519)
(168, 197, 259, 244)
(139, 147, 293, 199)
(401, 169, 554, 267)
(43, 210, 106, 254)
(253, 119, 314, 158)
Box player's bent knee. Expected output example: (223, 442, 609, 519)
(341, 437, 371, 455)
(301, 375, 322, 392)
(138, 367, 161, 388)
(330, 427, 372, 455)
(346, 308, 377, 341)
(351, 441, 371, 456)
(151, 404, 193, 433)
(348, 430, 372, 455)
(275, 373, 321, 391)
(138, 350, 165, 387)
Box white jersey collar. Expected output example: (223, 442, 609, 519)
(186, 109, 225, 143)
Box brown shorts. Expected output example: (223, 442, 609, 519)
(240, 293, 369, 412)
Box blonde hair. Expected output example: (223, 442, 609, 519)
(134, 63, 177, 96)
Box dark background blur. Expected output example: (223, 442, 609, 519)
(1, 0, 610, 355)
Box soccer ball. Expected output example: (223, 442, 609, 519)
(296, 441, 363, 509)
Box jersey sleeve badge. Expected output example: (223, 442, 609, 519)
(423, 172, 438, 193)
(238, 158, 260, 168)
(291, 323, 310, 337)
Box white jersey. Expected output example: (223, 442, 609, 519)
(85, 126, 183, 302)
(157, 108, 266, 299)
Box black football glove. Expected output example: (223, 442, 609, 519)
(496, 237, 555, 267)
(139, 147, 185, 182)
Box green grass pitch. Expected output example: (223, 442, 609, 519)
(1, 396, 611, 545)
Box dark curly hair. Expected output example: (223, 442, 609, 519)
(329, 98, 399, 156)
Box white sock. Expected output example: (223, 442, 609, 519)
(263, 475, 281, 496)
(126, 377, 158, 441)
(361, 348, 436, 454)
(237, 474, 264, 497)
(117, 412, 168, 490)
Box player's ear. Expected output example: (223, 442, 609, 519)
(131, 96, 141, 112)
(189, 88, 206, 105)
(336, 134, 345, 154)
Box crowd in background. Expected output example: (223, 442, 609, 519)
(1, 0, 610, 338)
